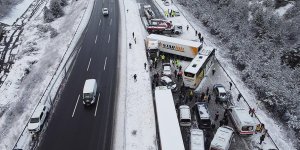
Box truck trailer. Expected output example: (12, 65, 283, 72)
(146, 34, 203, 59)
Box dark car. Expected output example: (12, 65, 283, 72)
(213, 84, 228, 103)
(194, 102, 211, 129)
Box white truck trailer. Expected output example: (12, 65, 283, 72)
(146, 34, 202, 59)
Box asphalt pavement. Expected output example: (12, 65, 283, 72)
(38, 0, 119, 149)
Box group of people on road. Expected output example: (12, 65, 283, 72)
(164, 9, 177, 17)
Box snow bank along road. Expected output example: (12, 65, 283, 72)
(38, 0, 119, 149)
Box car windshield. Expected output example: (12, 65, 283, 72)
(103, 8, 107, 11)
(30, 118, 39, 123)
(242, 126, 253, 131)
(181, 119, 190, 122)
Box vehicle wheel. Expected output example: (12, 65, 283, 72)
(175, 31, 179, 35)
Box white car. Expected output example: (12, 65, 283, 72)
(160, 76, 177, 92)
(102, 8, 109, 16)
(162, 65, 172, 76)
(28, 105, 49, 133)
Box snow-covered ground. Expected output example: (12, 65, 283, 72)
(0, 0, 94, 149)
(0, 0, 35, 25)
(114, 0, 157, 149)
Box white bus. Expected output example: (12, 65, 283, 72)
(154, 86, 185, 150)
(183, 48, 215, 89)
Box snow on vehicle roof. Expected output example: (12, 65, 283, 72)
(154, 86, 185, 150)
(231, 107, 256, 125)
(83, 79, 96, 93)
(184, 49, 212, 74)
(210, 126, 234, 149)
(164, 66, 171, 71)
(179, 105, 191, 119)
(190, 129, 205, 150)
(147, 34, 202, 48)
(196, 103, 210, 119)
(217, 87, 226, 93)
(161, 76, 172, 83)
(147, 40, 158, 50)
(32, 105, 46, 118)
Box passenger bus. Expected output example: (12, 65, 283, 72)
(154, 86, 185, 150)
(183, 48, 215, 89)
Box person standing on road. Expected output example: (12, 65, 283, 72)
(186, 25, 189, 31)
(134, 37, 136, 44)
(133, 74, 137, 82)
(206, 87, 209, 95)
(195, 30, 198, 36)
(132, 32, 135, 38)
(208, 94, 211, 103)
(219, 119, 224, 127)
(229, 81, 233, 90)
(129, 43, 132, 49)
(212, 68, 216, 75)
(237, 93, 242, 101)
(214, 111, 219, 121)
(198, 32, 201, 39)
(179, 65, 182, 71)
(144, 62, 147, 70)
(174, 69, 177, 78)
(223, 118, 229, 126)
(259, 134, 266, 145)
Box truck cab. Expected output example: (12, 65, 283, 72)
(173, 24, 183, 35)
(83, 79, 97, 105)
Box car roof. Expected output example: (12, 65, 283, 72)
(196, 102, 210, 119)
(161, 76, 172, 83)
(211, 126, 234, 149)
(179, 105, 191, 119)
(32, 105, 46, 118)
(164, 66, 171, 70)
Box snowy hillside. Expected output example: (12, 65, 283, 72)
(0, 0, 24, 19)
(177, 0, 300, 147)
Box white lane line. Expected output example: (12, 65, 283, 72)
(87, 58, 92, 71)
(95, 35, 98, 44)
(108, 34, 110, 43)
(99, 19, 101, 26)
(72, 94, 80, 118)
(104, 57, 107, 70)
(94, 93, 101, 117)
(110, 19, 112, 25)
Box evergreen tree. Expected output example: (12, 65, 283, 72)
(50, 0, 64, 18)
(43, 6, 54, 23)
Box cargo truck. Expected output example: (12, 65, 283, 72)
(146, 34, 203, 59)
(146, 19, 182, 35)
(83, 79, 97, 105)
(145, 38, 159, 59)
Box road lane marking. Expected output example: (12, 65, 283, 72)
(87, 58, 91, 71)
(108, 34, 110, 43)
(99, 19, 101, 26)
(72, 94, 80, 118)
(94, 93, 101, 117)
(104, 57, 107, 70)
(95, 35, 98, 44)
(110, 19, 112, 25)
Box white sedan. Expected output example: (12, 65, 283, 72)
(102, 8, 109, 16)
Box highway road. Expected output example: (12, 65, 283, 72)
(38, 0, 119, 149)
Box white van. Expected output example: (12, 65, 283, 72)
(210, 126, 234, 150)
(28, 105, 49, 133)
(83, 79, 97, 105)
(190, 129, 205, 150)
(228, 106, 256, 135)
(179, 105, 191, 126)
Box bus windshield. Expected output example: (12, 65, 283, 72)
(184, 72, 195, 78)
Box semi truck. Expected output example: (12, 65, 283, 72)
(144, 5, 155, 20)
(146, 34, 203, 59)
(145, 38, 159, 59)
(146, 19, 182, 35)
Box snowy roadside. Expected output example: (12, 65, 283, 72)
(152, 0, 295, 149)
(113, 0, 157, 149)
(0, 0, 94, 149)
